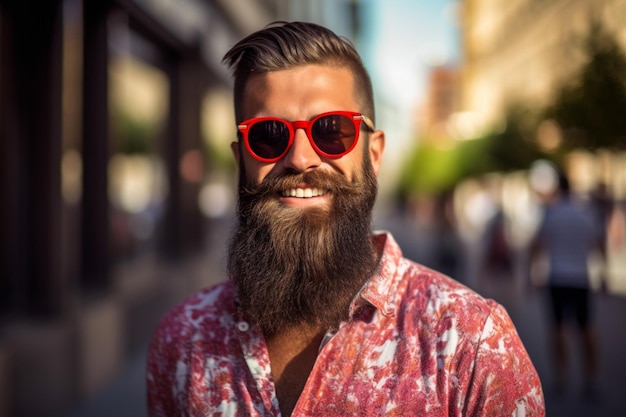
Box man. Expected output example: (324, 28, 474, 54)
(532, 172, 604, 399)
(147, 21, 544, 416)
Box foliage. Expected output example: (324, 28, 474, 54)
(397, 137, 486, 199)
(116, 114, 155, 154)
(203, 137, 237, 173)
(545, 21, 626, 149)
(397, 107, 548, 198)
(485, 105, 551, 171)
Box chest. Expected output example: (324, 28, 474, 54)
(266, 332, 323, 416)
(266, 321, 459, 414)
(185, 315, 471, 415)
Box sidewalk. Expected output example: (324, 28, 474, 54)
(64, 346, 149, 417)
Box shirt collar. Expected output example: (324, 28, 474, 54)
(349, 231, 404, 318)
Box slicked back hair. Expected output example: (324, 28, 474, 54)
(222, 21, 375, 124)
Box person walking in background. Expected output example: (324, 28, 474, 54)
(532, 171, 605, 400)
(147, 21, 544, 416)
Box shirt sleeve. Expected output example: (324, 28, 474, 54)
(463, 302, 545, 416)
(146, 310, 184, 417)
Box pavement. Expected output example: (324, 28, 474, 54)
(512, 288, 626, 417)
(62, 213, 626, 417)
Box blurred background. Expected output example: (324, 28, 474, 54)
(1, 0, 626, 416)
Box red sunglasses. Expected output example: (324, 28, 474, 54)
(237, 110, 375, 163)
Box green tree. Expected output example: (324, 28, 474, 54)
(546, 21, 626, 149)
(396, 104, 548, 199)
(485, 105, 549, 171)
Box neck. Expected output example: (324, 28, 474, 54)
(266, 326, 325, 416)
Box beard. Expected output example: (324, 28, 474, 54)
(227, 155, 380, 337)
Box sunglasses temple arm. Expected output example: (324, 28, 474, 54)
(356, 115, 375, 131)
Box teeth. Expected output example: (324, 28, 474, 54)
(282, 188, 326, 198)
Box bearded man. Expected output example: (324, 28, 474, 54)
(147, 21, 545, 417)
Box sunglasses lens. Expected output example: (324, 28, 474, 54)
(248, 120, 290, 160)
(312, 114, 357, 155)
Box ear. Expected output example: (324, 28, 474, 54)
(231, 141, 241, 169)
(368, 130, 385, 177)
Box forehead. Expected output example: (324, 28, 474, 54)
(240, 65, 358, 119)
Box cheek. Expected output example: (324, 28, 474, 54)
(241, 157, 274, 185)
(335, 145, 367, 181)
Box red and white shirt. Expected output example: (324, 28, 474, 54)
(147, 232, 544, 416)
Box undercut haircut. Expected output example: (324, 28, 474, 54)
(222, 21, 375, 124)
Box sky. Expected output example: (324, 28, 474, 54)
(363, 0, 460, 108)
(357, 0, 461, 182)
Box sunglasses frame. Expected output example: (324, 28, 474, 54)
(237, 110, 375, 163)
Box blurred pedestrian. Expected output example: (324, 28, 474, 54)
(532, 172, 605, 399)
(147, 21, 544, 416)
(483, 208, 513, 278)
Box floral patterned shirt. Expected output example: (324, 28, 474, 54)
(147, 232, 544, 416)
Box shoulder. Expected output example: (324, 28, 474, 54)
(147, 282, 238, 386)
(399, 262, 544, 414)
(150, 282, 237, 350)
(399, 260, 499, 328)
(146, 282, 240, 415)
(394, 260, 529, 359)
(372, 231, 500, 331)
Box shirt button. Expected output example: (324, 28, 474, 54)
(237, 321, 249, 332)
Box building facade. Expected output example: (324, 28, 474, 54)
(460, 0, 626, 131)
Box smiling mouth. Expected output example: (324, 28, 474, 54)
(281, 187, 328, 198)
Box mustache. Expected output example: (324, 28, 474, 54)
(240, 170, 353, 199)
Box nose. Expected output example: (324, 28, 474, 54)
(281, 128, 322, 172)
